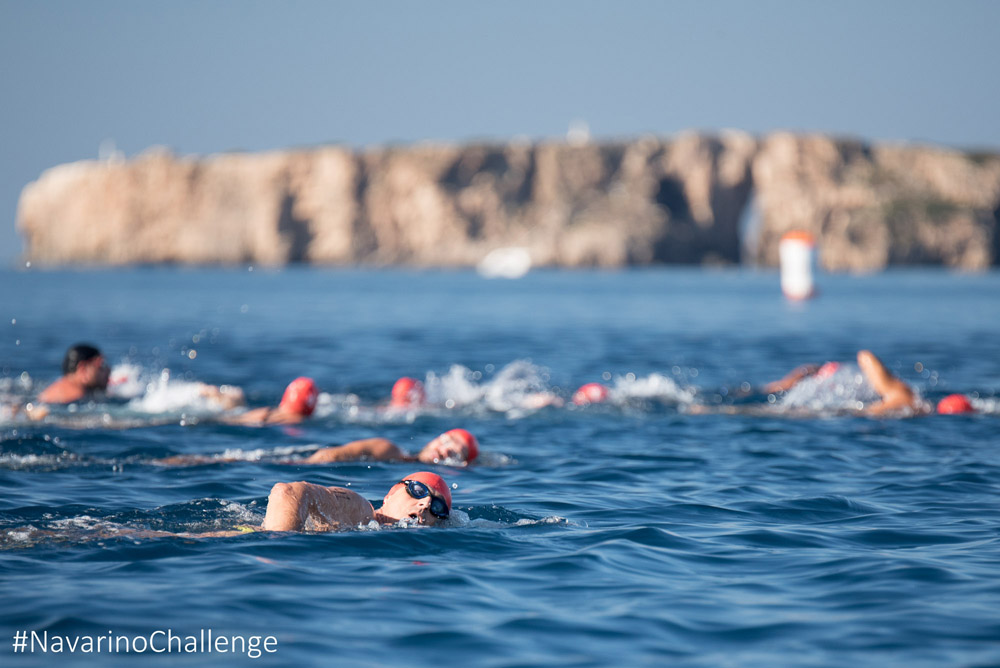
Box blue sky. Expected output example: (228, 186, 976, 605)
(2, 0, 998, 265)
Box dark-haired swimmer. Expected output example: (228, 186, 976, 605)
(155, 428, 480, 467)
(37, 343, 110, 405)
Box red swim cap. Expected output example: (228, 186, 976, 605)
(936, 394, 975, 415)
(446, 428, 479, 462)
(280, 377, 319, 416)
(391, 377, 425, 407)
(572, 382, 610, 405)
(816, 362, 840, 379)
(403, 471, 452, 511)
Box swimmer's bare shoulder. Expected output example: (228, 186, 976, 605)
(261, 481, 375, 531)
(37, 377, 86, 404)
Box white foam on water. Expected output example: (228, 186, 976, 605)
(969, 396, 998, 415)
(424, 360, 559, 415)
(778, 363, 883, 412)
(106, 362, 147, 399)
(0, 453, 78, 470)
(5, 527, 38, 543)
(211, 444, 317, 462)
(611, 372, 696, 404)
(127, 368, 233, 415)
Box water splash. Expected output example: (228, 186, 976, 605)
(777, 363, 882, 413)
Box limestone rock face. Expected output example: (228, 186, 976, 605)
(751, 133, 1000, 270)
(16, 132, 1000, 269)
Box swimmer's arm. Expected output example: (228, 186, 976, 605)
(303, 438, 411, 464)
(763, 364, 819, 394)
(227, 406, 304, 426)
(261, 482, 375, 531)
(198, 383, 245, 410)
(225, 407, 273, 425)
(857, 350, 917, 413)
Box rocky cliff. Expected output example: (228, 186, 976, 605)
(17, 132, 1000, 270)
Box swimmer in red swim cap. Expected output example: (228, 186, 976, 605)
(761, 351, 925, 415)
(572, 382, 610, 406)
(27, 473, 456, 539)
(303, 428, 480, 465)
(154, 427, 480, 468)
(259, 471, 452, 531)
(936, 394, 975, 415)
(231, 377, 319, 425)
(390, 377, 426, 408)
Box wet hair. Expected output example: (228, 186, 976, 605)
(62, 343, 103, 375)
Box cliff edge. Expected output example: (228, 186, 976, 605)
(17, 132, 1000, 270)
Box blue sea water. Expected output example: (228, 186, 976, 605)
(1, 267, 999, 667)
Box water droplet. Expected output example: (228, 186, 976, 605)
(240, 304, 249, 313)
(188, 350, 197, 360)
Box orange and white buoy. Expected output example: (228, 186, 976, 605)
(779, 231, 817, 300)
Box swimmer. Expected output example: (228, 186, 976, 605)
(37, 343, 110, 404)
(303, 428, 479, 465)
(9, 473, 454, 542)
(572, 382, 610, 406)
(695, 350, 945, 417)
(766, 350, 926, 415)
(154, 428, 480, 467)
(762, 364, 822, 394)
(229, 377, 319, 425)
(258, 472, 452, 531)
(390, 377, 426, 408)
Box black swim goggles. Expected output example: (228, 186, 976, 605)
(399, 479, 450, 519)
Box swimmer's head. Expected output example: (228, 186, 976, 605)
(418, 428, 479, 464)
(815, 361, 840, 379)
(572, 382, 609, 406)
(382, 471, 452, 525)
(390, 377, 425, 408)
(62, 343, 109, 390)
(936, 394, 975, 415)
(62, 343, 102, 375)
(279, 377, 319, 416)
